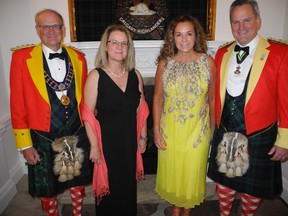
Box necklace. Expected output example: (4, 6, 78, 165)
(108, 67, 125, 78)
(44, 61, 74, 106)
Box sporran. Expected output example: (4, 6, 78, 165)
(216, 132, 249, 178)
(52, 135, 84, 182)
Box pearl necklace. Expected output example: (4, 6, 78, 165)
(108, 67, 126, 78)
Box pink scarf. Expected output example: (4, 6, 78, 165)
(82, 100, 149, 204)
(136, 99, 150, 180)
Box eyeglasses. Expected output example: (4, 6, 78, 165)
(37, 24, 63, 32)
(107, 40, 129, 47)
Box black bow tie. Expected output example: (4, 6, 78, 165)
(234, 45, 249, 54)
(234, 45, 249, 64)
(49, 52, 65, 60)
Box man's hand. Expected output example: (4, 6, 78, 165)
(22, 147, 41, 165)
(268, 145, 288, 162)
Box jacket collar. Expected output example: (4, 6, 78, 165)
(27, 43, 83, 106)
(220, 36, 270, 108)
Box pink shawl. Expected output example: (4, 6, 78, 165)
(136, 99, 150, 180)
(81, 99, 149, 204)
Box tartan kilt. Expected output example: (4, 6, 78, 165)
(207, 123, 283, 199)
(27, 126, 93, 198)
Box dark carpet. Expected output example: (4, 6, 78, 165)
(62, 198, 288, 216)
(62, 203, 159, 215)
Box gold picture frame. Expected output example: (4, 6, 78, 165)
(68, 0, 216, 42)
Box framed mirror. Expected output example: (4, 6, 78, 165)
(68, 0, 216, 42)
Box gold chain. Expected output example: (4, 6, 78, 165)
(44, 62, 74, 91)
(220, 122, 275, 138)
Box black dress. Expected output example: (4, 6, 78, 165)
(95, 68, 141, 215)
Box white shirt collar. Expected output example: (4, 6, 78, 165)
(42, 44, 63, 59)
(236, 35, 259, 54)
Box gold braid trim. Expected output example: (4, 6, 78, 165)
(10, 44, 36, 51)
(268, 37, 288, 46)
(218, 40, 235, 49)
(67, 45, 85, 56)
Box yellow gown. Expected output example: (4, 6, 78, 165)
(155, 55, 211, 208)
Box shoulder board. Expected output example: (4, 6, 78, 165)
(268, 37, 288, 46)
(67, 45, 85, 56)
(10, 44, 36, 52)
(218, 40, 235, 49)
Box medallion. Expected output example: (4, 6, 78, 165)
(234, 65, 241, 74)
(43, 60, 74, 107)
(60, 94, 70, 106)
(58, 83, 66, 91)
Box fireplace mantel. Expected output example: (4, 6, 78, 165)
(68, 40, 225, 77)
(67, 40, 225, 179)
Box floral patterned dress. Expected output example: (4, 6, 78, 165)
(155, 54, 211, 208)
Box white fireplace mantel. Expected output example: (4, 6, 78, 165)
(68, 40, 226, 77)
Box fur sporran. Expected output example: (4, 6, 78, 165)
(216, 132, 249, 178)
(52, 136, 84, 182)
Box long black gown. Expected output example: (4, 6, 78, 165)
(95, 68, 141, 215)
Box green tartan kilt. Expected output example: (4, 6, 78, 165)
(207, 123, 282, 199)
(27, 126, 93, 198)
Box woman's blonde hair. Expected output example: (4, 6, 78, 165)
(157, 14, 207, 63)
(95, 24, 135, 71)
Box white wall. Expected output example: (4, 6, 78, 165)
(0, 44, 9, 121)
(0, 0, 288, 213)
(283, 0, 288, 40)
(1, 0, 287, 114)
(215, 0, 288, 41)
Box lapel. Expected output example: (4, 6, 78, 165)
(26, 44, 84, 107)
(245, 36, 270, 105)
(219, 36, 270, 111)
(220, 43, 235, 113)
(27, 43, 50, 104)
(64, 45, 83, 106)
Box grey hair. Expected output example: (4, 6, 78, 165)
(35, 9, 64, 26)
(230, 0, 260, 21)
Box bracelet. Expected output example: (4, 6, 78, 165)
(140, 135, 148, 141)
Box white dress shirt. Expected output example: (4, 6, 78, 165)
(42, 45, 67, 99)
(227, 35, 259, 97)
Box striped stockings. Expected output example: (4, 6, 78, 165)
(240, 192, 263, 216)
(70, 186, 85, 216)
(40, 196, 59, 216)
(216, 183, 237, 216)
(216, 183, 262, 216)
(40, 186, 85, 216)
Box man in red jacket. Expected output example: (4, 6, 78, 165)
(207, 0, 288, 215)
(10, 9, 92, 216)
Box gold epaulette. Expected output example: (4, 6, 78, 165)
(268, 37, 288, 46)
(67, 45, 85, 56)
(10, 44, 36, 52)
(218, 40, 235, 49)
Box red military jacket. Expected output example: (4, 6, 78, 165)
(10, 43, 87, 149)
(214, 36, 288, 149)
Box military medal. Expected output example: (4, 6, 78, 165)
(60, 95, 70, 106)
(234, 46, 249, 75)
(59, 84, 70, 106)
(234, 65, 241, 74)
